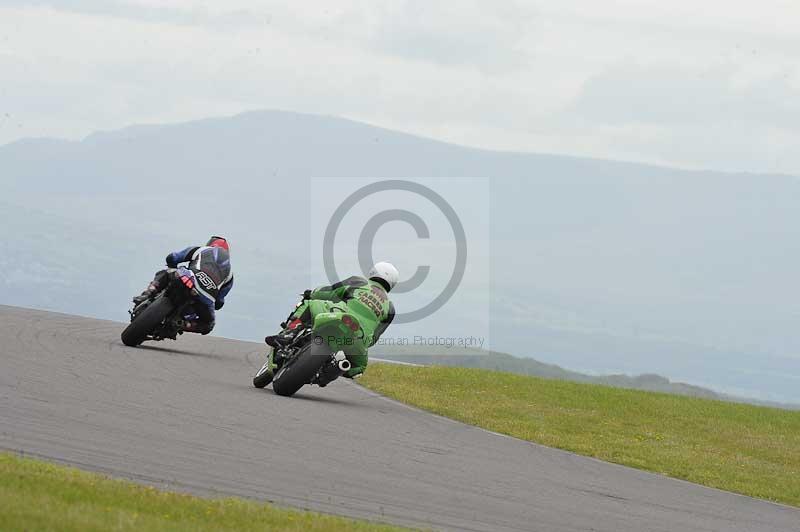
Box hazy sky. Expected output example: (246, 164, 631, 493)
(1, 1, 799, 174)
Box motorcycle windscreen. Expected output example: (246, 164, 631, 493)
(188, 246, 231, 302)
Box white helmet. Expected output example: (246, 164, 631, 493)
(368, 262, 399, 291)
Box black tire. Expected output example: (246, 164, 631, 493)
(121, 296, 174, 347)
(252, 359, 274, 389)
(272, 338, 330, 397)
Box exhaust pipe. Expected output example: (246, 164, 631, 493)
(333, 350, 351, 372)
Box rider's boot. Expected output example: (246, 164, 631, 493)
(264, 334, 285, 349)
(132, 281, 159, 304)
(264, 318, 304, 348)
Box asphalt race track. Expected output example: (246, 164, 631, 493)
(1, 306, 798, 532)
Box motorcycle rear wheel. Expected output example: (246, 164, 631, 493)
(272, 337, 330, 397)
(121, 296, 173, 347)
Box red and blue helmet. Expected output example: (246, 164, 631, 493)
(207, 235, 230, 252)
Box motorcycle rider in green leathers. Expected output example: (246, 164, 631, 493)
(265, 262, 398, 379)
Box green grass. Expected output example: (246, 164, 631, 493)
(360, 364, 800, 507)
(0, 453, 410, 532)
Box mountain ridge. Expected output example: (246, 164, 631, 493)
(6, 109, 797, 182)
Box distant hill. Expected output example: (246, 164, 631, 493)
(3, 109, 799, 403)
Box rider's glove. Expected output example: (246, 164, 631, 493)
(302, 289, 313, 301)
(165, 254, 178, 268)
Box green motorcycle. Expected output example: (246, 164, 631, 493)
(253, 306, 364, 397)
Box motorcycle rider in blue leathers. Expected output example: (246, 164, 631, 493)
(133, 236, 233, 334)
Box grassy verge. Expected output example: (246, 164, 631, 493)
(360, 364, 800, 507)
(0, 453, 410, 532)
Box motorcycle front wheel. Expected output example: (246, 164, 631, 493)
(253, 357, 274, 389)
(121, 296, 173, 347)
